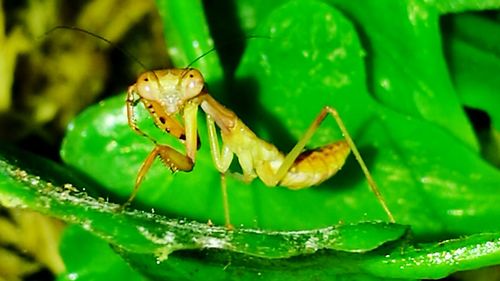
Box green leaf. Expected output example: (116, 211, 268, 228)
(2, 148, 500, 280)
(422, 0, 500, 14)
(326, 0, 479, 150)
(155, 0, 224, 92)
(234, 0, 500, 235)
(443, 12, 500, 130)
(57, 225, 147, 281)
(231, 0, 497, 150)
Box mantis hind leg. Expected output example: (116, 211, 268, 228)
(273, 106, 395, 223)
(123, 144, 194, 207)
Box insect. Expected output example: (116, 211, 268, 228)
(45, 26, 395, 228)
(125, 68, 396, 228)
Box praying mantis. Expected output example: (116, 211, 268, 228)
(125, 67, 396, 228)
(45, 26, 395, 228)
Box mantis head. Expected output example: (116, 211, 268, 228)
(134, 68, 205, 114)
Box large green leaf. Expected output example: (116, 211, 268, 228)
(219, 0, 490, 150)
(1, 148, 500, 280)
(325, 0, 478, 149)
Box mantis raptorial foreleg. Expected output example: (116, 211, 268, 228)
(126, 88, 158, 144)
(124, 144, 194, 207)
(124, 91, 200, 207)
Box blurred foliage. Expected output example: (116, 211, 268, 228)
(0, 206, 64, 281)
(0, 0, 166, 280)
(0, 0, 167, 154)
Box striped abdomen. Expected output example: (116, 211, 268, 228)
(279, 141, 351, 189)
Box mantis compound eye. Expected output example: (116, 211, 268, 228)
(181, 69, 205, 99)
(136, 72, 160, 100)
